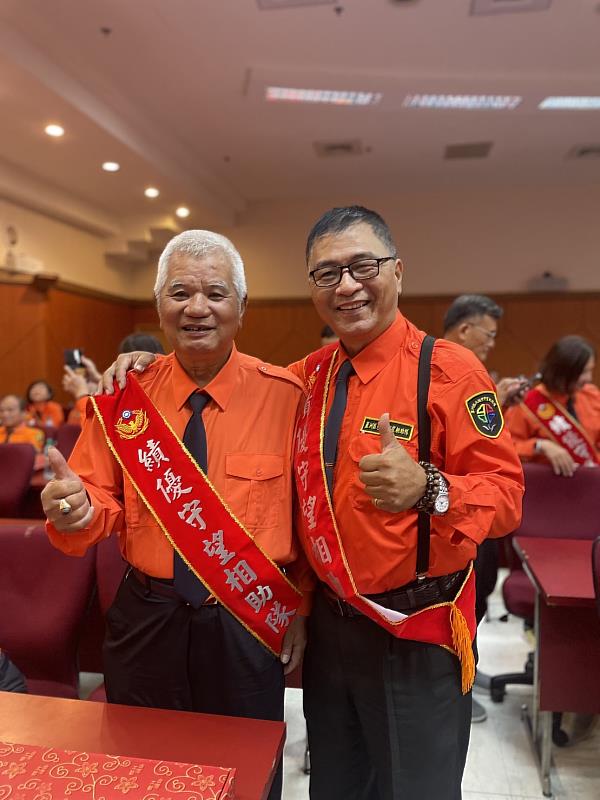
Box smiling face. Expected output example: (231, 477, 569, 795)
(28, 382, 50, 403)
(157, 250, 246, 376)
(307, 222, 403, 357)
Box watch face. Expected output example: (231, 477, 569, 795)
(434, 494, 450, 514)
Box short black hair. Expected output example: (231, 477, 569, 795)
(26, 380, 54, 403)
(118, 333, 165, 355)
(305, 206, 397, 262)
(443, 294, 503, 334)
(540, 335, 595, 394)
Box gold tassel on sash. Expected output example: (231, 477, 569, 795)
(450, 603, 476, 695)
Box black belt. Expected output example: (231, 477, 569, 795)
(322, 568, 467, 618)
(128, 567, 218, 604)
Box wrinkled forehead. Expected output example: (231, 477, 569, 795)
(165, 250, 234, 287)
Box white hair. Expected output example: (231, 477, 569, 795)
(154, 230, 247, 306)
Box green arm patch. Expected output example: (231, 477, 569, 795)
(465, 391, 504, 438)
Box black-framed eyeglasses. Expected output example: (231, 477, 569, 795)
(309, 256, 396, 288)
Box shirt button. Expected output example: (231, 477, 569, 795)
(410, 341, 419, 350)
(256, 468, 263, 476)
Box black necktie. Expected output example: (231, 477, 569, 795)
(174, 391, 210, 607)
(323, 359, 355, 497)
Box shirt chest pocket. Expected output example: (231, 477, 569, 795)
(347, 433, 418, 511)
(225, 454, 285, 531)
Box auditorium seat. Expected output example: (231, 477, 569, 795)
(56, 423, 82, 459)
(593, 536, 600, 619)
(0, 523, 96, 698)
(0, 443, 36, 517)
(490, 464, 600, 743)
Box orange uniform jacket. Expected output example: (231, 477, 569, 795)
(289, 313, 524, 595)
(0, 423, 44, 452)
(504, 383, 600, 461)
(47, 347, 313, 611)
(27, 401, 64, 428)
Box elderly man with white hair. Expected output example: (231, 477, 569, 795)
(41, 230, 310, 800)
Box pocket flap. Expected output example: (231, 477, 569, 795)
(225, 453, 284, 480)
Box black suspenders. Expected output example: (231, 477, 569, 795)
(416, 334, 435, 579)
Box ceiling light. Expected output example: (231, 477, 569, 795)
(266, 87, 382, 106)
(144, 187, 160, 198)
(539, 96, 600, 110)
(403, 94, 522, 110)
(175, 206, 190, 219)
(102, 161, 120, 172)
(44, 124, 65, 137)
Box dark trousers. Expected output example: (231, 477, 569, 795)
(303, 590, 472, 800)
(103, 570, 285, 800)
(474, 539, 499, 625)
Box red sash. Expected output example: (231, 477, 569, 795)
(91, 374, 302, 655)
(522, 388, 599, 466)
(294, 348, 476, 693)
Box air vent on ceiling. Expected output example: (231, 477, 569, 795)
(445, 142, 493, 159)
(314, 140, 364, 157)
(471, 0, 552, 15)
(257, 0, 334, 9)
(568, 144, 600, 159)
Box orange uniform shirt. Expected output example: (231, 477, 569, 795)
(27, 401, 64, 428)
(289, 313, 524, 594)
(0, 423, 44, 452)
(47, 347, 313, 610)
(66, 396, 88, 426)
(504, 383, 600, 461)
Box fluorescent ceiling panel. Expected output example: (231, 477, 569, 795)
(266, 87, 382, 106)
(539, 96, 600, 110)
(403, 94, 522, 110)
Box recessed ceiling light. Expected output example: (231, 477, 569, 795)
(539, 96, 600, 110)
(102, 161, 120, 172)
(45, 124, 65, 137)
(175, 206, 190, 219)
(144, 187, 160, 198)
(403, 94, 522, 110)
(266, 87, 382, 106)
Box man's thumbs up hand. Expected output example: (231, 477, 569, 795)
(358, 413, 427, 513)
(41, 447, 95, 532)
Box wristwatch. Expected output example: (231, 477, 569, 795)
(432, 473, 449, 515)
(414, 462, 450, 516)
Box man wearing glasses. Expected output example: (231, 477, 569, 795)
(290, 206, 523, 799)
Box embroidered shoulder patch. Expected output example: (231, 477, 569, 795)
(361, 417, 414, 441)
(465, 392, 504, 438)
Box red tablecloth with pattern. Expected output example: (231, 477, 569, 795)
(0, 740, 235, 799)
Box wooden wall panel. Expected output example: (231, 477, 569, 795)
(2, 284, 600, 405)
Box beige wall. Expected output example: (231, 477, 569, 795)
(4, 183, 600, 302)
(0, 198, 135, 298)
(134, 183, 600, 299)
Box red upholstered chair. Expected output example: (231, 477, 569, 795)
(0, 523, 96, 698)
(86, 535, 127, 702)
(0, 443, 36, 516)
(490, 465, 600, 717)
(593, 536, 600, 619)
(56, 424, 82, 460)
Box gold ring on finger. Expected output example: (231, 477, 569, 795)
(59, 498, 72, 515)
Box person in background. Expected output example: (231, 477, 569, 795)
(119, 332, 165, 355)
(443, 295, 526, 409)
(0, 649, 27, 693)
(444, 294, 527, 721)
(320, 324, 338, 347)
(0, 394, 44, 451)
(26, 380, 64, 428)
(505, 335, 599, 476)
